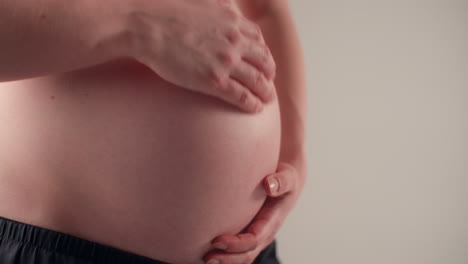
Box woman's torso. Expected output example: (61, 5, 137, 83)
(0, 56, 281, 264)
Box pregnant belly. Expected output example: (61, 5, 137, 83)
(0, 58, 281, 264)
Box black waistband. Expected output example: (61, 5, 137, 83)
(0, 215, 169, 264)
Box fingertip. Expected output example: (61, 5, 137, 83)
(254, 100, 264, 113)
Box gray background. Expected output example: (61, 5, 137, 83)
(276, 0, 468, 263)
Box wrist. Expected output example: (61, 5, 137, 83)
(108, 0, 175, 61)
(84, 0, 165, 61)
(71, 0, 129, 61)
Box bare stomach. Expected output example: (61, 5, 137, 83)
(0, 58, 281, 264)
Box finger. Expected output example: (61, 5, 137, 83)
(214, 76, 264, 113)
(246, 175, 294, 242)
(240, 41, 276, 81)
(229, 61, 275, 103)
(247, 217, 270, 238)
(239, 19, 265, 43)
(246, 200, 283, 241)
(263, 163, 298, 197)
(211, 233, 258, 253)
(204, 251, 253, 264)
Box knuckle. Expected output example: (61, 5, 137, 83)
(263, 45, 271, 61)
(271, 56, 277, 72)
(244, 24, 259, 40)
(249, 23, 262, 40)
(224, 8, 239, 22)
(208, 69, 226, 87)
(217, 51, 234, 66)
(221, 80, 232, 93)
(239, 90, 249, 105)
(225, 28, 241, 44)
(254, 71, 263, 89)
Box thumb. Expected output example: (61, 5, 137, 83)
(263, 162, 297, 197)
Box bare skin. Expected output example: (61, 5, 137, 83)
(0, 0, 275, 113)
(204, 1, 308, 263)
(0, 0, 307, 263)
(0, 58, 281, 264)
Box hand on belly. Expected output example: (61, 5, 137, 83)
(124, 0, 277, 114)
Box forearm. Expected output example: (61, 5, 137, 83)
(255, 2, 307, 175)
(0, 0, 131, 82)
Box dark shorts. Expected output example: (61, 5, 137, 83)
(0, 215, 281, 264)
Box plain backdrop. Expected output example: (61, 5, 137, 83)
(276, 1, 468, 263)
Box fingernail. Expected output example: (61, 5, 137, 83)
(267, 176, 279, 194)
(206, 259, 221, 264)
(212, 242, 228, 250)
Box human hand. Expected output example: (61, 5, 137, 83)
(123, 0, 276, 113)
(203, 161, 305, 264)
